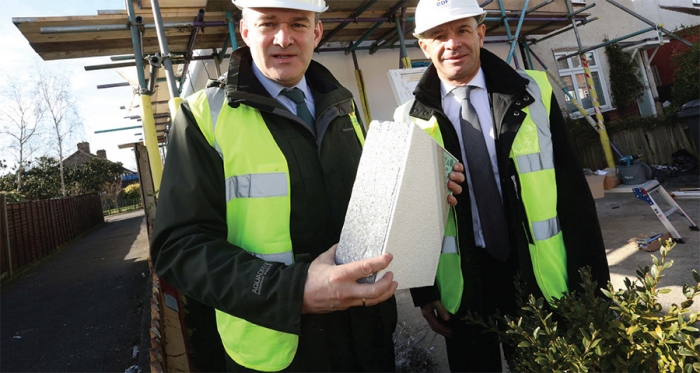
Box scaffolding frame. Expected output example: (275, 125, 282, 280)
(21, 0, 696, 230)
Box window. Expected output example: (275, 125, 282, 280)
(555, 50, 611, 116)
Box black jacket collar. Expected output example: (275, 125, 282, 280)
(224, 47, 352, 112)
(410, 48, 530, 119)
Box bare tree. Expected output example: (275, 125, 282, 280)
(34, 64, 83, 197)
(0, 74, 45, 191)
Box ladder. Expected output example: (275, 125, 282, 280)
(633, 181, 699, 242)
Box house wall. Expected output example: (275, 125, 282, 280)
(630, 0, 699, 31)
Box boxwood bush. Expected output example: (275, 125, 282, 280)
(465, 240, 700, 372)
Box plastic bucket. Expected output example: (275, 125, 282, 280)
(617, 161, 646, 185)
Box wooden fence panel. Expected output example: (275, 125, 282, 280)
(0, 194, 104, 279)
(0, 194, 7, 277)
(574, 123, 697, 170)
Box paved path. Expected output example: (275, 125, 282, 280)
(1, 210, 151, 372)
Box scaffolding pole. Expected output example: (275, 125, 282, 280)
(345, 0, 409, 55)
(317, 0, 378, 51)
(495, 0, 518, 68)
(505, 0, 529, 65)
(396, 8, 411, 69)
(352, 50, 372, 125)
(558, 0, 614, 168)
(177, 8, 206, 92)
(580, 52, 615, 167)
(125, 0, 162, 192)
(150, 0, 182, 119)
(226, 11, 239, 50)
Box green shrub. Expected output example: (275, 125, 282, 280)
(121, 183, 141, 201)
(0, 191, 26, 203)
(465, 240, 700, 372)
(669, 40, 700, 116)
(605, 38, 645, 111)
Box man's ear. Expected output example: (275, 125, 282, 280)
(313, 21, 324, 48)
(240, 19, 249, 45)
(419, 39, 430, 59)
(477, 23, 486, 48)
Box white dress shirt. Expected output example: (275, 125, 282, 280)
(441, 68, 503, 248)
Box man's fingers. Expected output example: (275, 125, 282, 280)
(304, 246, 396, 313)
(421, 310, 453, 337)
(447, 180, 462, 195)
(452, 162, 465, 173)
(318, 244, 338, 262)
(349, 271, 396, 303)
(360, 277, 398, 307)
(335, 253, 393, 282)
(433, 302, 451, 321)
(449, 172, 465, 184)
(420, 301, 453, 336)
(360, 271, 397, 302)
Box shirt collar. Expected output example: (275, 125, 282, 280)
(252, 62, 312, 101)
(440, 67, 487, 99)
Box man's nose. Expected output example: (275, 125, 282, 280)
(445, 34, 460, 49)
(274, 24, 293, 48)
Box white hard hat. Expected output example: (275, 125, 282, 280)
(232, 0, 328, 13)
(413, 0, 486, 36)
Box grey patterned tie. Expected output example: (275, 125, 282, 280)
(280, 88, 315, 131)
(453, 86, 510, 261)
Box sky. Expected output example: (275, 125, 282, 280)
(1, 1, 145, 172)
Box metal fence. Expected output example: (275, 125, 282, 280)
(100, 196, 143, 216)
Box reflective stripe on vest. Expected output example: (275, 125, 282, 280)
(188, 88, 364, 371)
(512, 70, 568, 303)
(226, 173, 288, 200)
(394, 102, 463, 314)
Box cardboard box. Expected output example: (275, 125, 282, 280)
(628, 232, 673, 252)
(335, 120, 456, 289)
(601, 167, 621, 190)
(585, 174, 605, 199)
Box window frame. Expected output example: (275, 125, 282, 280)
(554, 49, 613, 118)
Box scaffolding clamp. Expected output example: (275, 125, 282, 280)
(655, 24, 665, 45)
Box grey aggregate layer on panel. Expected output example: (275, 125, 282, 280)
(335, 121, 410, 283)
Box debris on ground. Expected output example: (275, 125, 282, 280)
(393, 321, 438, 372)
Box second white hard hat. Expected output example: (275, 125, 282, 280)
(413, 0, 486, 36)
(232, 0, 329, 13)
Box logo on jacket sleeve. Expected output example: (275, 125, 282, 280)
(252, 262, 273, 295)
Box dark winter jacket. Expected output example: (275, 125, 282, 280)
(408, 48, 610, 315)
(150, 47, 396, 371)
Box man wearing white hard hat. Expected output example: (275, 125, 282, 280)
(149, 0, 463, 370)
(395, 0, 610, 371)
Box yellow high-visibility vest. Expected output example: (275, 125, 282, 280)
(188, 86, 365, 371)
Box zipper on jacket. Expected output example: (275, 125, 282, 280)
(509, 159, 534, 245)
(315, 98, 357, 152)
